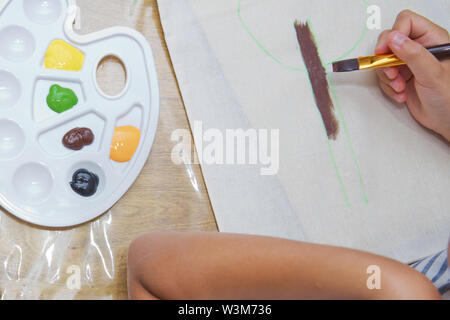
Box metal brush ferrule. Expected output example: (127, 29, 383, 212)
(358, 54, 406, 70)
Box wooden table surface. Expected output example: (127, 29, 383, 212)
(0, 0, 217, 300)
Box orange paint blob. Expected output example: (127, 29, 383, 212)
(110, 126, 141, 162)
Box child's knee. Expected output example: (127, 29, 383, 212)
(127, 232, 168, 271)
(127, 233, 171, 300)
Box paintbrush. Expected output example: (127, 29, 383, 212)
(332, 43, 450, 72)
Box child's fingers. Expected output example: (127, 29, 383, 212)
(375, 10, 449, 57)
(377, 69, 406, 93)
(398, 65, 413, 82)
(376, 69, 393, 84)
(379, 80, 407, 103)
(392, 10, 450, 46)
(384, 67, 399, 80)
(387, 31, 444, 87)
(385, 67, 399, 80)
(375, 29, 392, 54)
(391, 76, 406, 93)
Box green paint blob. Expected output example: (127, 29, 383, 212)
(46, 84, 78, 114)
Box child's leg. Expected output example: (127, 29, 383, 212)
(127, 232, 441, 300)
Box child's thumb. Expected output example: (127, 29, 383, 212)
(388, 31, 443, 86)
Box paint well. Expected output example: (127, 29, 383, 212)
(110, 126, 141, 162)
(44, 40, 84, 71)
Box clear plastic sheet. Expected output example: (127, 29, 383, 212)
(0, 0, 216, 300)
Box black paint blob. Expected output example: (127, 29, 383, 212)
(70, 169, 99, 197)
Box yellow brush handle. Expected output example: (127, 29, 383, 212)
(358, 54, 406, 70)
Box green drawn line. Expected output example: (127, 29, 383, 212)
(328, 77, 369, 204)
(327, 139, 351, 207)
(305, 18, 351, 208)
(303, 73, 350, 207)
(307, 17, 370, 205)
(330, 0, 370, 65)
(308, 17, 369, 204)
(237, 0, 305, 72)
(237, 0, 369, 71)
(237, 0, 371, 206)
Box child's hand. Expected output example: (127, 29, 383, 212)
(375, 10, 450, 141)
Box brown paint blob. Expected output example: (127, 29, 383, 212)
(62, 127, 94, 150)
(294, 21, 339, 140)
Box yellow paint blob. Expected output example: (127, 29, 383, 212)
(110, 126, 141, 162)
(44, 40, 84, 71)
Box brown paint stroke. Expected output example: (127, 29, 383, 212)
(294, 21, 339, 140)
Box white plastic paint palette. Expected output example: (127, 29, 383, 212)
(0, 0, 159, 227)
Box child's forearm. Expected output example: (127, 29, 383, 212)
(127, 232, 441, 300)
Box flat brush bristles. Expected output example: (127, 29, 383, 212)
(332, 58, 360, 72)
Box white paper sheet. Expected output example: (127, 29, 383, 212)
(158, 0, 450, 262)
